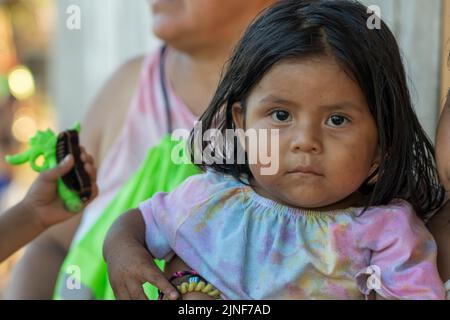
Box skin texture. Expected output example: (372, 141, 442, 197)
(232, 57, 379, 211)
(5, 0, 275, 299)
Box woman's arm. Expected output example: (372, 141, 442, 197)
(4, 56, 144, 299)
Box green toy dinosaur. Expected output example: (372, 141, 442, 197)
(5, 123, 84, 213)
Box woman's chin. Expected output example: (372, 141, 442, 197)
(151, 0, 180, 11)
(152, 19, 182, 41)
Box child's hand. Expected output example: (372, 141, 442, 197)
(21, 147, 98, 229)
(162, 256, 216, 300)
(106, 240, 179, 300)
(104, 209, 180, 300)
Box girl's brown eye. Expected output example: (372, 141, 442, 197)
(327, 115, 349, 127)
(271, 110, 291, 122)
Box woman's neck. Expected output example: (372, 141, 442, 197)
(165, 45, 232, 117)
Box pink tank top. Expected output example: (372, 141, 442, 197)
(73, 47, 197, 244)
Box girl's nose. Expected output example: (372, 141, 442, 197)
(289, 127, 322, 154)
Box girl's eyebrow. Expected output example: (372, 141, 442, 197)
(259, 95, 299, 107)
(319, 102, 365, 114)
(259, 95, 364, 114)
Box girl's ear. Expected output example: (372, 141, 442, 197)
(361, 151, 381, 191)
(369, 149, 381, 176)
(372, 147, 381, 167)
(231, 102, 245, 130)
(231, 102, 247, 151)
(373, 150, 381, 166)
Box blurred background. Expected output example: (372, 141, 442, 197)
(0, 0, 449, 298)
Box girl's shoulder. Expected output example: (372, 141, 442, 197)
(353, 199, 434, 250)
(354, 198, 414, 218)
(354, 198, 420, 228)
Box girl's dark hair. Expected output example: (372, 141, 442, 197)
(188, 0, 445, 218)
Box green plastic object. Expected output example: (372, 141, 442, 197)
(5, 123, 84, 213)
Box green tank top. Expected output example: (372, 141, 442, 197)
(53, 136, 200, 299)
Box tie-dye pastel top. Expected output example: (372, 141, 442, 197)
(139, 170, 446, 300)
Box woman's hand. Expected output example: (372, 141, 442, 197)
(103, 209, 180, 300)
(0, 147, 98, 263)
(22, 147, 98, 230)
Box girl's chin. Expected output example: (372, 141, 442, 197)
(276, 195, 331, 211)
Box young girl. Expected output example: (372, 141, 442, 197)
(104, 0, 446, 299)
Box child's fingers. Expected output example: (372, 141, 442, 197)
(41, 155, 74, 182)
(89, 182, 99, 200)
(79, 146, 86, 162)
(126, 281, 148, 300)
(79, 146, 95, 165)
(84, 163, 97, 183)
(113, 282, 131, 300)
(142, 268, 179, 300)
(80, 149, 98, 204)
(83, 182, 98, 206)
(81, 153, 94, 165)
(84, 163, 99, 202)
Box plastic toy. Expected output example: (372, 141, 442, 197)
(5, 123, 91, 212)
